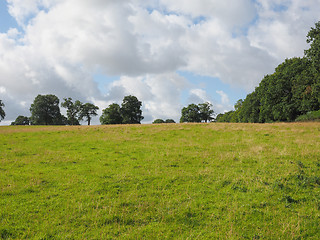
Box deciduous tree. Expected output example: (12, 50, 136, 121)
(180, 102, 214, 123)
(165, 119, 176, 123)
(30, 94, 66, 125)
(11, 116, 30, 125)
(180, 104, 201, 123)
(78, 102, 99, 126)
(198, 102, 214, 122)
(100, 103, 122, 125)
(305, 21, 320, 73)
(121, 95, 144, 124)
(61, 97, 80, 125)
(153, 119, 165, 124)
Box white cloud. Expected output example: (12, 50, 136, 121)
(188, 89, 210, 104)
(181, 18, 277, 90)
(216, 90, 230, 105)
(0, 86, 6, 93)
(159, 0, 256, 28)
(215, 90, 233, 113)
(248, 0, 320, 60)
(104, 73, 189, 123)
(7, 0, 56, 27)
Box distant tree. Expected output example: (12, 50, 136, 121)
(78, 102, 99, 126)
(121, 95, 144, 124)
(11, 116, 30, 125)
(100, 103, 122, 125)
(153, 119, 165, 124)
(30, 94, 65, 125)
(0, 100, 5, 122)
(180, 102, 214, 123)
(61, 97, 80, 125)
(198, 102, 214, 122)
(165, 119, 176, 123)
(180, 104, 201, 123)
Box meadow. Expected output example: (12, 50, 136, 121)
(0, 123, 320, 239)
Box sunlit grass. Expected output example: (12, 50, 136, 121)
(1, 123, 320, 239)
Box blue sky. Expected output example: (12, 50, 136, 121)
(0, 0, 318, 124)
(0, 1, 17, 32)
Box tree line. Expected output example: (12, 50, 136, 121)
(3, 94, 144, 126)
(9, 94, 100, 126)
(151, 102, 215, 124)
(1, 94, 215, 125)
(216, 21, 320, 123)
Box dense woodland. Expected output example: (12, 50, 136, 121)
(1, 22, 320, 125)
(216, 21, 320, 123)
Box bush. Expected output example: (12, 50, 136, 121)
(153, 119, 165, 124)
(295, 110, 320, 122)
(165, 119, 175, 123)
(11, 116, 30, 125)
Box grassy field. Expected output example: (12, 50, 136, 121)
(0, 123, 320, 239)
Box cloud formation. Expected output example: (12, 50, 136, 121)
(0, 0, 319, 124)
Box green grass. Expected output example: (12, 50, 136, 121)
(1, 123, 320, 239)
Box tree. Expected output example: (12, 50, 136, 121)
(165, 119, 176, 123)
(11, 116, 30, 125)
(0, 100, 5, 122)
(153, 119, 165, 124)
(78, 102, 99, 126)
(198, 102, 214, 122)
(121, 95, 144, 124)
(180, 104, 201, 123)
(234, 99, 243, 111)
(61, 98, 80, 125)
(180, 102, 214, 123)
(305, 21, 320, 73)
(215, 111, 236, 122)
(217, 22, 320, 123)
(100, 103, 122, 125)
(237, 91, 260, 123)
(30, 94, 66, 125)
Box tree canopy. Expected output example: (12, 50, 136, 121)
(11, 116, 30, 125)
(165, 119, 176, 123)
(61, 98, 81, 125)
(180, 102, 214, 123)
(121, 95, 144, 124)
(30, 94, 66, 125)
(78, 102, 99, 126)
(100, 103, 122, 125)
(0, 100, 5, 122)
(305, 21, 320, 73)
(152, 119, 175, 124)
(153, 119, 165, 124)
(180, 104, 201, 123)
(198, 102, 214, 122)
(100, 96, 144, 125)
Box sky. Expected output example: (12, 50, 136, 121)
(0, 0, 319, 125)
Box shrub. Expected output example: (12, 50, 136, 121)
(295, 110, 320, 122)
(152, 119, 165, 124)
